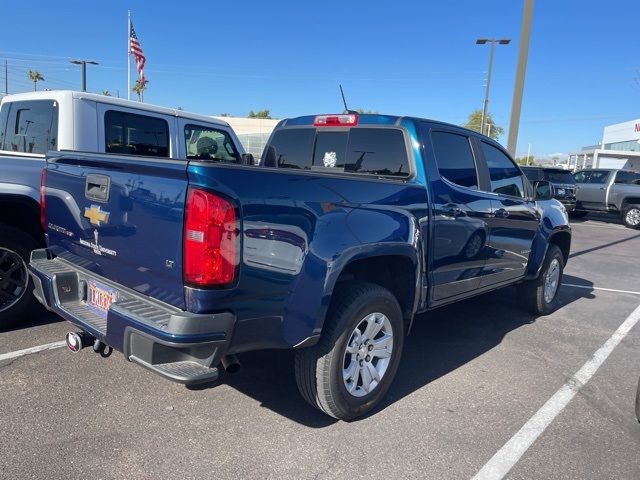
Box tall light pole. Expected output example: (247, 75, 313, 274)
(507, 0, 535, 156)
(70, 59, 99, 92)
(476, 38, 511, 136)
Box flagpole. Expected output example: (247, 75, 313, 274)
(127, 10, 131, 100)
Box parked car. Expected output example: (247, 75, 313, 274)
(571, 169, 640, 229)
(0, 90, 246, 329)
(29, 112, 571, 420)
(521, 167, 576, 211)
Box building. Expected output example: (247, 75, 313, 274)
(211, 116, 279, 159)
(568, 119, 640, 171)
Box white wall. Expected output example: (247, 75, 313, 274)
(603, 119, 640, 144)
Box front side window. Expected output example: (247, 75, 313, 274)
(573, 171, 590, 183)
(430, 131, 478, 189)
(185, 125, 240, 163)
(481, 141, 525, 197)
(587, 171, 610, 184)
(262, 128, 315, 169)
(0, 100, 58, 154)
(105, 110, 169, 157)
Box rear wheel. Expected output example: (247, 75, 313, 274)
(622, 204, 640, 229)
(0, 225, 40, 330)
(295, 281, 404, 420)
(517, 244, 564, 315)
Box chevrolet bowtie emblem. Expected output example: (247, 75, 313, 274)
(84, 205, 110, 226)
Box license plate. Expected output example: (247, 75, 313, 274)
(557, 188, 565, 195)
(86, 280, 117, 317)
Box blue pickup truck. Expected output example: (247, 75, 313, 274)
(29, 112, 571, 420)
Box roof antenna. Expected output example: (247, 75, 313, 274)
(339, 84, 358, 115)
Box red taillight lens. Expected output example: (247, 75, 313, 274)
(184, 187, 239, 287)
(313, 114, 358, 127)
(40, 168, 47, 231)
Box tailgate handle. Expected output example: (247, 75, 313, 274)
(85, 174, 111, 202)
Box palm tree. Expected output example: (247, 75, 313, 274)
(28, 70, 44, 91)
(102, 90, 112, 96)
(132, 78, 148, 102)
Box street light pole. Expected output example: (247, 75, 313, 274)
(476, 38, 511, 136)
(70, 59, 99, 92)
(507, 0, 535, 156)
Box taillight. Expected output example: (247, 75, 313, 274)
(184, 187, 239, 287)
(313, 114, 358, 127)
(40, 168, 46, 231)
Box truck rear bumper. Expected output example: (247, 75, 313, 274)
(28, 249, 234, 385)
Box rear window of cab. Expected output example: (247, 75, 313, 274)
(262, 127, 411, 179)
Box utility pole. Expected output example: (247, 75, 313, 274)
(507, 0, 535, 156)
(476, 38, 511, 136)
(4, 60, 7, 95)
(70, 59, 99, 92)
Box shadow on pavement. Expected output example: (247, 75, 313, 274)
(0, 305, 63, 332)
(221, 276, 596, 427)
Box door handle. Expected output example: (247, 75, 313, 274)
(85, 174, 111, 202)
(494, 208, 510, 218)
(442, 205, 463, 217)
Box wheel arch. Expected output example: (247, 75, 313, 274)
(0, 194, 44, 245)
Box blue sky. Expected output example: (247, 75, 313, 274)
(0, 0, 637, 157)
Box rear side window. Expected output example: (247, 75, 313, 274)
(185, 124, 240, 163)
(0, 100, 58, 154)
(615, 171, 640, 185)
(263, 128, 315, 169)
(344, 129, 409, 177)
(105, 110, 169, 157)
(588, 171, 610, 184)
(481, 141, 525, 197)
(430, 131, 478, 189)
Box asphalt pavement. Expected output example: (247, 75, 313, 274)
(1, 213, 639, 480)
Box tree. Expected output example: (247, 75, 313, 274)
(218, 113, 231, 117)
(515, 155, 535, 166)
(27, 70, 44, 91)
(132, 78, 148, 102)
(102, 90, 112, 96)
(462, 109, 504, 140)
(356, 108, 379, 114)
(248, 109, 271, 119)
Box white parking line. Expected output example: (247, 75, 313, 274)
(562, 283, 640, 296)
(472, 302, 640, 480)
(0, 341, 66, 362)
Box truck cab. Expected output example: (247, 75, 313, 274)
(0, 90, 244, 328)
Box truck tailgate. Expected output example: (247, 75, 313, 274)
(45, 153, 188, 308)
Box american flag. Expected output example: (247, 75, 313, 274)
(129, 22, 146, 82)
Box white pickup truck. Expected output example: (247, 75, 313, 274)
(572, 169, 640, 229)
(0, 90, 248, 328)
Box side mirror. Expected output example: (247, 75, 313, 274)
(533, 180, 554, 200)
(241, 153, 255, 165)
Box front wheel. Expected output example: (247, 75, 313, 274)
(517, 244, 564, 315)
(295, 281, 404, 420)
(622, 204, 640, 229)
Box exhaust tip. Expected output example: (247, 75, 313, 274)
(65, 331, 93, 353)
(221, 354, 241, 374)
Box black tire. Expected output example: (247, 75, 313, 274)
(622, 204, 640, 229)
(295, 281, 404, 420)
(517, 244, 564, 315)
(569, 210, 588, 218)
(0, 224, 40, 330)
